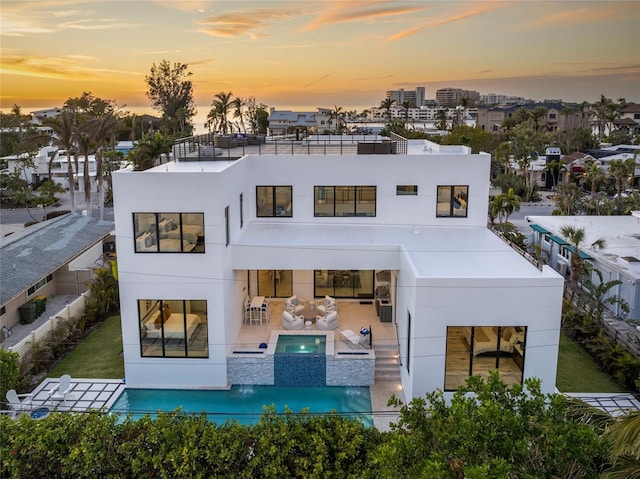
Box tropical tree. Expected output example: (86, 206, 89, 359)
(380, 97, 396, 121)
(43, 111, 77, 213)
(514, 107, 530, 125)
(510, 125, 548, 201)
(553, 182, 584, 215)
(373, 373, 606, 478)
(330, 105, 344, 134)
(560, 225, 605, 291)
(145, 60, 196, 136)
(207, 91, 234, 134)
(401, 100, 410, 124)
(543, 157, 566, 189)
(593, 95, 616, 141)
(130, 132, 173, 171)
(530, 106, 548, 131)
(435, 108, 448, 130)
(491, 187, 521, 223)
(232, 97, 247, 133)
(583, 159, 607, 197)
(608, 156, 637, 198)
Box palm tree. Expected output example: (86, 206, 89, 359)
(380, 98, 396, 121)
(514, 107, 530, 125)
(582, 159, 606, 198)
(494, 187, 521, 223)
(232, 97, 246, 133)
(543, 157, 566, 189)
(90, 113, 119, 220)
(330, 105, 344, 134)
(608, 157, 636, 198)
(401, 100, 410, 124)
(530, 106, 548, 131)
(208, 91, 234, 134)
(593, 94, 615, 141)
(44, 111, 77, 212)
(435, 109, 448, 131)
(560, 225, 605, 291)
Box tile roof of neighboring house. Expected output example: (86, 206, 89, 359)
(614, 117, 639, 125)
(267, 110, 319, 126)
(0, 213, 114, 305)
(620, 103, 640, 113)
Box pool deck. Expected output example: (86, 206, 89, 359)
(28, 378, 125, 413)
(21, 299, 404, 430)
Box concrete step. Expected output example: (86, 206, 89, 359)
(375, 370, 401, 380)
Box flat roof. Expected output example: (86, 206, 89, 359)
(235, 222, 553, 280)
(528, 215, 640, 279)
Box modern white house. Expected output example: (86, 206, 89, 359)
(112, 139, 564, 400)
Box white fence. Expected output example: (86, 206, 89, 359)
(9, 292, 90, 370)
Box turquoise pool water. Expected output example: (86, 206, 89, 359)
(275, 334, 326, 354)
(109, 385, 372, 426)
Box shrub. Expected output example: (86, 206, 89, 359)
(0, 349, 23, 400)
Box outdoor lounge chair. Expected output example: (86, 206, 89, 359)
(6, 389, 33, 417)
(48, 374, 73, 405)
(340, 329, 368, 348)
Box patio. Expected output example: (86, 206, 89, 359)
(234, 299, 397, 353)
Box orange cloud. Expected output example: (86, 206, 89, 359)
(1, 53, 139, 81)
(197, 8, 305, 38)
(300, 0, 427, 31)
(519, 2, 638, 30)
(387, 1, 509, 42)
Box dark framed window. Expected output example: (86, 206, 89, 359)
(0, 306, 6, 316)
(444, 326, 526, 391)
(314, 186, 376, 217)
(396, 185, 418, 196)
(406, 311, 411, 374)
(436, 185, 468, 217)
(257, 186, 292, 217)
(139, 299, 208, 358)
(27, 274, 53, 296)
(133, 213, 204, 253)
(239, 193, 244, 228)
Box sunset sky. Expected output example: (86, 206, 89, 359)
(1, 0, 639, 114)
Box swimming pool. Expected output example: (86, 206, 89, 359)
(275, 334, 326, 354)
(109, 385, 372, 426)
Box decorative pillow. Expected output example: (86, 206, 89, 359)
(283, 311, 294, 322)
(289, 295, 298, 305)
(502, 328, 512, 342)
(144, 234, 153, 247)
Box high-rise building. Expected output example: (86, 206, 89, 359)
(385, 87, 426, 108)
(435, 88, 480, 107)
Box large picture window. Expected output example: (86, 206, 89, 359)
(139, 299, 208, 358)
(314, 186, 376, 217)
(133, 213, 204, 253)
(444, 326, 526, 391)
(437, 185, 468, 217)
(257, 186, 292, 217)
(314, 270, 374, 298)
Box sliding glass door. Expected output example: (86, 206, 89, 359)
(314, 270, 374, 299)
(257, 270, 293, 297)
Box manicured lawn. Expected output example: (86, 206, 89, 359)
(556, 331, 628, 393)
(48, 316, 124, 379)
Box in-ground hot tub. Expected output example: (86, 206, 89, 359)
(275, 334, 326, 354)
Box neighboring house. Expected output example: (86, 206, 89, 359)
(0, 213, 115, 331)
(476, 102, 586, 133)
(614, 104, 640, 137)
(527, 213, 640, 320)
(112, 139, 564, 400)
(267, 108, 332, 136)
(2, 145, 97, 191)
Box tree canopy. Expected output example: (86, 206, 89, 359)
(145, 60, 196, 137)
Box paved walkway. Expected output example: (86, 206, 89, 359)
(1, 294, 79, 349)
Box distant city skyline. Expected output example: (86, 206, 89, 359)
(1, 1, 638, 111)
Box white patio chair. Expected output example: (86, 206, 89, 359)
(6, 389, 33, 417)
(48, 374, 73, 405)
